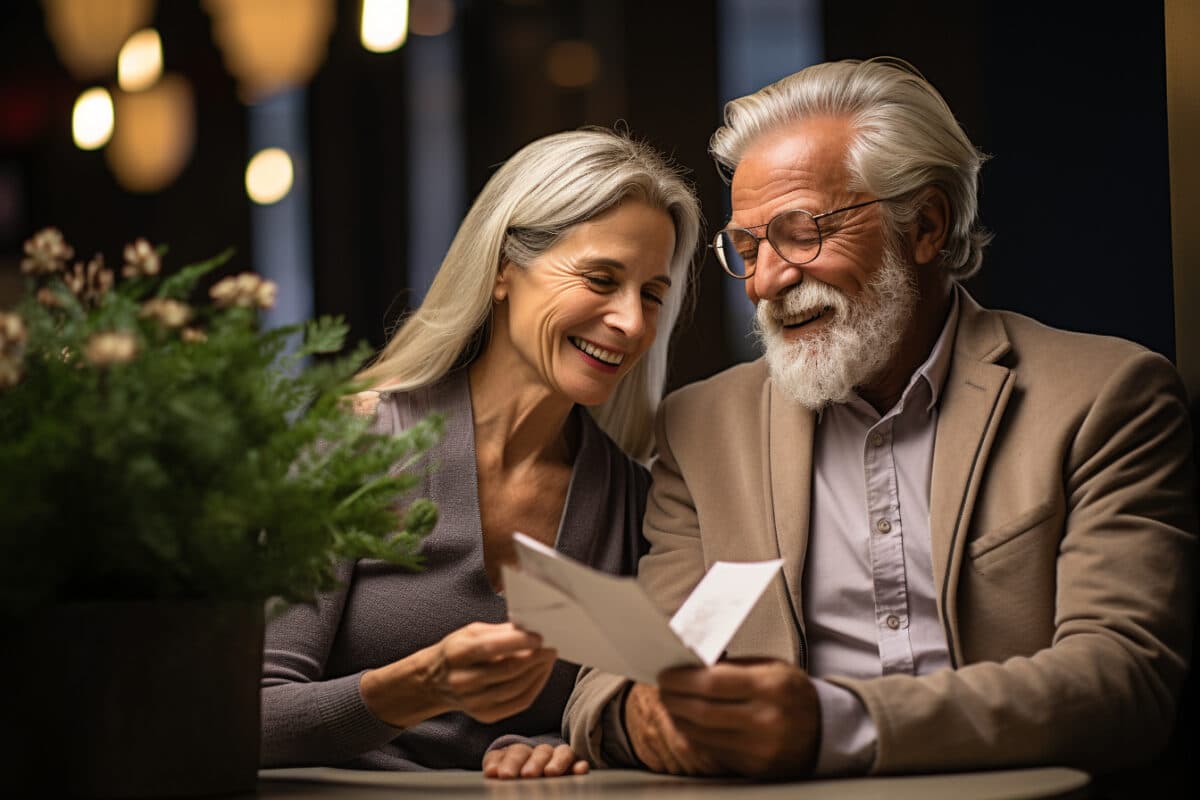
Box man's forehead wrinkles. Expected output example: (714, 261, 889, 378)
(732, 156, 847, 220)
(731, 180, 829, 227)
(734, 162, 823, 191)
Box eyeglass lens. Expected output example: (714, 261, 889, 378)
(714, 210, 821, 276)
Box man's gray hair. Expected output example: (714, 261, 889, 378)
(710, 57, 991, 280)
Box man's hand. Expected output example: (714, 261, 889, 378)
(482, 742, 589, 779)
(656, 659, 820, 779)
(624, 682, 723, 775)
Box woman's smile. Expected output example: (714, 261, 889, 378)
(569, 336, 625, 372)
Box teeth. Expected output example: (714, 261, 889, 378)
(570, 337, 624, 366)
(780, 305, 832, 327)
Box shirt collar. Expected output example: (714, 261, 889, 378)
(911, 288, 960, 413)
(831, 289, 960, 422)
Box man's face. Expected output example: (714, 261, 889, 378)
(730, 116, 917, 409)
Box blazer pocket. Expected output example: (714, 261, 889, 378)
(967, 500, 1057, 561)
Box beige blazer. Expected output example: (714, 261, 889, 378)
(565, 287, 1197, 774)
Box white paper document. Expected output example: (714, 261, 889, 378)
(502, 532, 783, 685)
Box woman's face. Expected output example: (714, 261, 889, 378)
(491, 199, 677, 407)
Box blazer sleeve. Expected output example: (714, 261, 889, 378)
(563, 394, 709, 764)
(832, 350, 1197, 775)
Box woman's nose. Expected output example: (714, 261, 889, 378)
(606, 291, 647, 339)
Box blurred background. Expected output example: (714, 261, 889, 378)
(0, 0, 1196, 398)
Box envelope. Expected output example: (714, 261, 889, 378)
(502, 533, 783, 685)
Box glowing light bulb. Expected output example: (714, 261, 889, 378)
(118, 28, 163, 92)
(245, 147, 294, 205)
(361, 0, 409, 53)
(72, 87, 115, 150)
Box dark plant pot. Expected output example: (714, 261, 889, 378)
(3, 601, 264, 798)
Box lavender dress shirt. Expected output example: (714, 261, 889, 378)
(808, 295, 959, 774)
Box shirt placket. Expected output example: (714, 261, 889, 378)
(863, 419, 916, 676)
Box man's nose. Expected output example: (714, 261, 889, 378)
(746, 239, 804, 305)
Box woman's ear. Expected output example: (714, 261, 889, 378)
(908, 187, 951, 266)
(493, 261, 513, 302)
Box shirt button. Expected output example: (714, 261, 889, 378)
(875, 518, 892, 534)
(869, 432, 885, 447)
(886, 615, 901, 630)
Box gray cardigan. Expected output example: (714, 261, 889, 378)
(260, 369, 649, 770)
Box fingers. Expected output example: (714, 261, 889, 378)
(657, 690, 748, 733)
(655, 661, 821, 778)
(519, 744, 556, 777)
(483, 744, 588, 780)
(358, 625, 555, 731)
(669, 714, 758, 756)
(624, 683, 720, 776)
(438, 646, 556, 700)
(540, 744, 587, 777)
(658, 660, 779, 700)
(624, 684, 667, 771)
(430, 622, 560, 719)
(482, 744, 531, 779)
(458, 651, 557, 723)
(442, 622, 545, 665)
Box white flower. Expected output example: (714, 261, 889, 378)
(20, 227, 74, 276)
(0, 312, 27, 347)
(140, 298, 192, 329)
(210, 272, 278, 309)
(36, 287, 65, 308)
(121, 238, 161, 279)
(85, 331, 139, 366)
(181, 327, 208, 344)
(63, 255, 114, 308)
(0, 312, 27, 388)
(254, 280, 277, 309)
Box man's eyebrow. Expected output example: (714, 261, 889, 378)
(582, 258, 672, 287)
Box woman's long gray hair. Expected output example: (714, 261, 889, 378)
(357, 128, 702, 461)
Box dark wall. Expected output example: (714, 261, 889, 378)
(3, 0, 1177, 377)
(0, 1, 252, 293)
(824, 0, 1175, 361)
(309, 0, 411, 356)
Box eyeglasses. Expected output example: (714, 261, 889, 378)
(710, 197, 894, 279)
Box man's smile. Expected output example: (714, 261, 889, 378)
(780, 304, 833, 330)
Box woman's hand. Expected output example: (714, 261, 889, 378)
(483, 743, 589, 779)
(360, 622, 557, 729)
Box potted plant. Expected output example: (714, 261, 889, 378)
(0, 228, 442, 798)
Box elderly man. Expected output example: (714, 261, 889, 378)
(563, 57, 1197, 779)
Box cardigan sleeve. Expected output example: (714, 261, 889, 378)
(259, 560, 406, 767)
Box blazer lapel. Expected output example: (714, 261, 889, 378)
(766, 378, 816, 640)
(930, 288, 1014, 665)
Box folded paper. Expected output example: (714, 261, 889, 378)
(503, 532, 783, 684)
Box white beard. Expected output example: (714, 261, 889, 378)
(755, 252, 917, 411)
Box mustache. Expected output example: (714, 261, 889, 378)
(755, 279, 850, 333)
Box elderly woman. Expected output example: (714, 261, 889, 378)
(260, 129, 701, 778)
